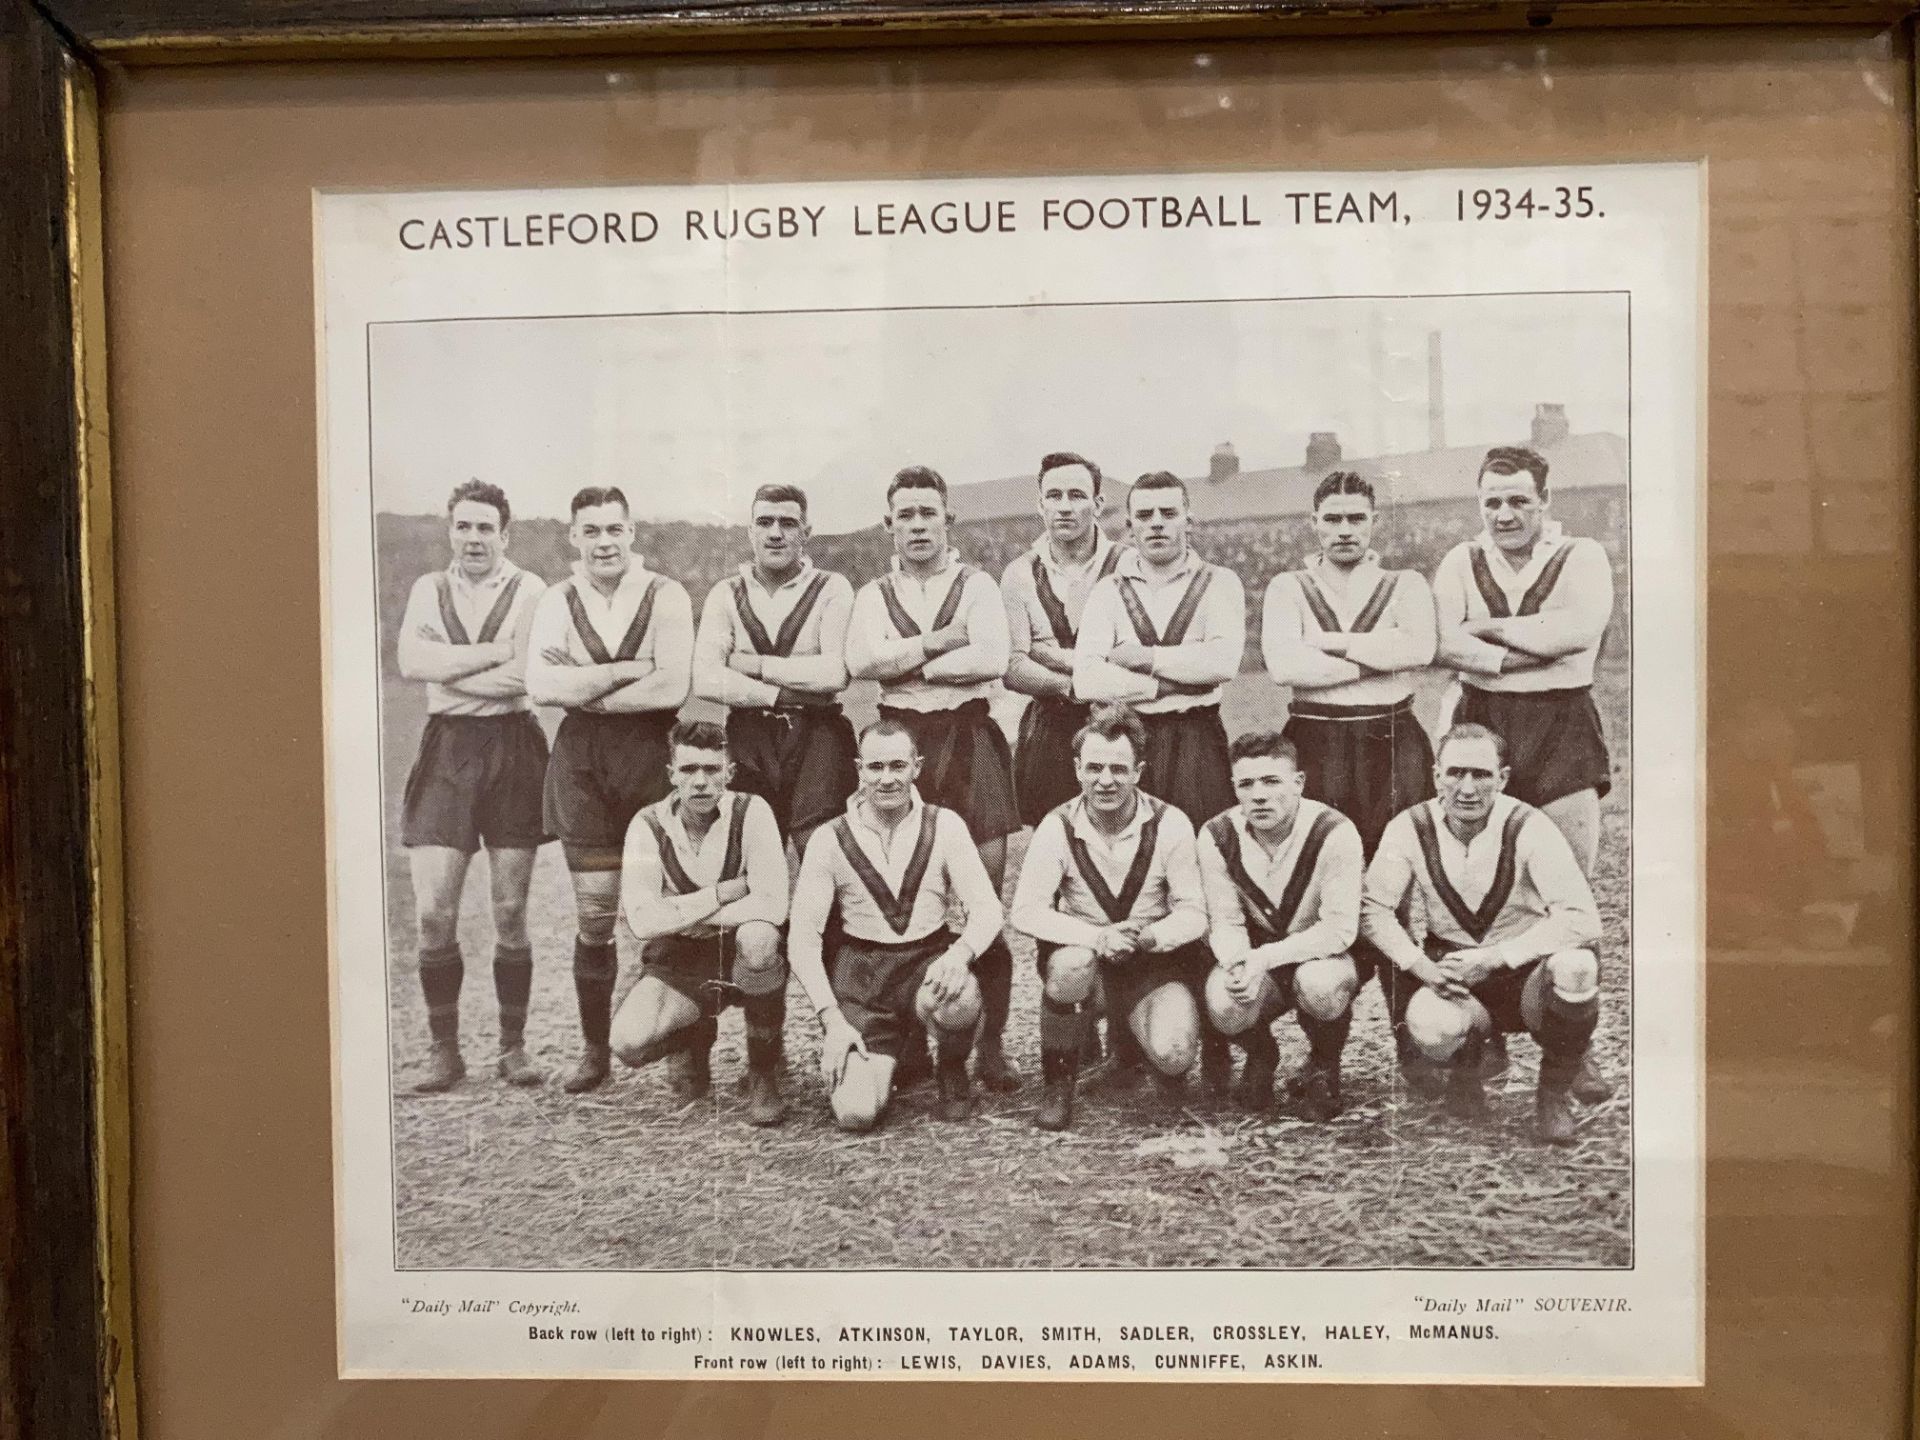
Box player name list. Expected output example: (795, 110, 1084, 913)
(392, 1293, 1636, 1379)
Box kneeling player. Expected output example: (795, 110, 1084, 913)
(787, 720, 1005, 1130)
(1009, 704, 1210, 1131)
(1360, 723, 1604, 1145)
(1198, 731, 1364, 1120)
(609, 721, 790, 1125)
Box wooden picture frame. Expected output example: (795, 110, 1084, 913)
(2, 2, 1914, 1436)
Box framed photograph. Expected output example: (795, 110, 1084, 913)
(3, 2, 1914, 1436)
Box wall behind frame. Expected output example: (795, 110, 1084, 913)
(102, 28, 1913, 1439)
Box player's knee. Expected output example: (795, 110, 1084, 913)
(1203, 969, 1257, 1035)
(1044, 947, 1098, 1005)
(415, 904, 459, 951)
(1295, 957, 1358, 1021)
(1405, 989, 1473, 1062)
(1546, 949, 1599, 1003)
(918, 974, 981, 1035)
(731, 922, 786, 996)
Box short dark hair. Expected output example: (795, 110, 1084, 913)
(1072, 703, 1147, 764)
(752, 483, 809, 518)
(1228, 729, 1301, 769)
(857, 716, 920, 758)
(1477, 446, 1550, 495)
(1128, 471, 1189, 508)
(669, 720, 728, 757)
(1311, 470, 1374, 512)
(1039, 451, 1103, 496)
(447, 479, 510, 527)
(1437, 721, 1509, 768)
(570, 485, 630, 518)
(886, 466, 949, 508)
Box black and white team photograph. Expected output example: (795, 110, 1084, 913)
(364, 291, 1637, 1274)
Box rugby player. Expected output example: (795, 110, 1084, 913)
(691, 483, 857, 854)
(787, 719, 1006, 1130)
(1072, 471, 1246, 828)
(846, 466, 1021, 1092)
(610, 721, 790, 1125)
(1432, 445, 1615, 875)
(1262, 470, 1437, 856)
(1360, 723, 1605, 1144)
(396, 480, 549, 1092)
(1009, 704, 1210, 1131)
(1000, 452, 1123, 826)
(526, 486, 694, 1094)
(1198, 731, 1364, 1120)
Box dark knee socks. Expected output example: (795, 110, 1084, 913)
(1298, 1008, 1351, 1070)
(572, 938, 617, 1049)
(743, 987, 786, 1075)
(1534, 991, 1600, 1090)
(419, 943, 463, 1044)
(493, 944, 534, 1050)
(1040, 994, 1088, 1078)
(976, 937, 1013, 1042)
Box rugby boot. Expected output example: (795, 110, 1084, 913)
(495, 1045, 543, 1087)
(1296, 1062, 1342, 1124)
(935, 1051, 976, 1122)
(1150, 1067, 1189, 1109)
(1397, 1039, 1449, 1100)
(1480, 1032, 1511, 1081)
(414, 1041, 466, 1094)
(1571, 1057, 1616, 1105)
(1033, 1052, 1077, 1132)
(974, 1038, 1023, 1094)
(1535, 1083, 1578, 1146)
(1445, 1043, 1490, 1121)
(562, 1044, 611, 1094)
(1199, 1034, 1235, 1104)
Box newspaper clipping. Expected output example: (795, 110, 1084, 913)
(318, 163, 1703, 1382)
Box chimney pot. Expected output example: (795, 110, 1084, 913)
(1305, 432, 1342, 472)
(1530, 403, 1570, 449)
(1209, 443, 1239, 483)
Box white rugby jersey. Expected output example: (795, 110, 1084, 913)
(1262, 554, 1436, 707)
(396, 558, 544, 717)
(620, 791, 788, 941)
(1198, 798, 1363, 971)
(846, 552, 1010, 713)
(1433, 525, 1614, 693)
(525, 560, 693, 715)
(1009, 794, 1207, 953)
(1361, 794, 1601, 970)
(1072, 547, 1246, 715)
(692, 560, 854, 710)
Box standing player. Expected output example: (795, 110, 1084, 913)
(1360, 724, 1605, 1144)
(1072, 471, 1246, 828)
(692, 483, 857, 854)
(1263, 470, 1438, 856)
(395, 480, 548, 1092)
(787, 720, 1005, 1130)
(1009, 704, 1210, 1131)
(1000, 451, 1123, 827)
(1198, 731, 1364, 1120)
(1432, 446, 1615, 874)
(610, 721, 790, 1126)
(527, 486, 694, 1094)
(846, 466, 1021, 1092)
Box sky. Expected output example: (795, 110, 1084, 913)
(369, 293, 1628, 535)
